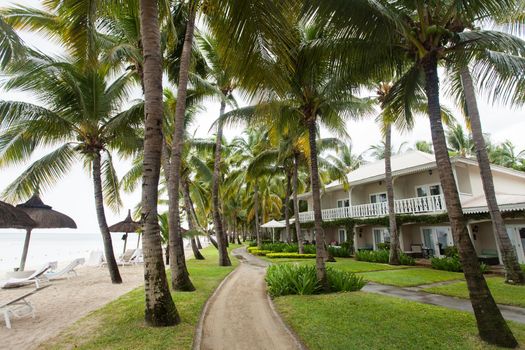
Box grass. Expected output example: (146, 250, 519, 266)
(274, 291, 525, 350)
(424, 276, 525, 308)
(39, 244, 240, 350)
(357, 268, 464, 287)
(261, 256, 408, 273)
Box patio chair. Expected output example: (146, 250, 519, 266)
(86, 251, 104, 267)
(130, 249, 143, 264)
(0, 285, 49, 329)
(0, 262, 57, 289)
(44, 258, 85, 280)
(102, 249, 135, 266)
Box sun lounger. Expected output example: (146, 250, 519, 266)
(130, 249, 143, 264)
(1, 285, 49, 329)
(86, 251, 104, 267)
(101, 249, 136, 267)
(44, 258, 85, 280)
(0, 262, 57, 289)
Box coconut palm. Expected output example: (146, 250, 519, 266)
(414, 140, 433, 154)
(0, 55, 144, 285)
(446, 124, 474, 157)
(308, 0, 521, 345)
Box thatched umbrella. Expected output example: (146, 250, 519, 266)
(0, 200, 37, 229)
(108, 209, 140, 254)
(16, 194, 77, 271)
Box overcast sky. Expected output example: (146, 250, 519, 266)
(1, 0, 524, 234)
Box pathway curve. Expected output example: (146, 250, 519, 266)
(363, 282, 525, 324)
(195, 247, 303, 350)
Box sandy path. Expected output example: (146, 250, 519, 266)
(0, 264, 144, 350)
(197, 248, 302, 350)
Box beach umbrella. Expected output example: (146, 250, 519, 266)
(0, 200, 37, 229)
(108, 209, 140, 254)
(16, 194, 77, 271)
(261, 219, 286, 243)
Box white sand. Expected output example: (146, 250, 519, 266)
(0, 242, 207, 350)
(0, 264, 144, 350)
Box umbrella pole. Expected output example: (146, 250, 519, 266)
(136, 233, 141, 249)
(19, 228, 32, 271)
(272, 228, 275, 243)
(123, 232, 128, 255)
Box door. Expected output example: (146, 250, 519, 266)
(435, 227, 452, 256)
(421, 227, 452, 257)
(506, 226, 525, 264)
(422, 228, 435, 256)
(373, 228, 389, 250)
(338, 228, 346, 244)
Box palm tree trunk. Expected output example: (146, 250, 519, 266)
(182, 179, 204, 260)
(284, 172, 292, 243)
(423, 54, 517, 348)
(385, 123, 400, 265)
(460, 67, 525, 284)
(212, 99, 231, 265)
(196, 235, 203, 249)
(254, 181, 261, 248)
(138, 0, 179, 326)
(307, 116, 329, 291)
(293, 152, 304, 254)
(92, 153, 122, 284)
(166, 0, 196, 292)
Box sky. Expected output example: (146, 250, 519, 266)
(1, 0, 525, 234)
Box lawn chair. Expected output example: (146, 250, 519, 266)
(0, 262, 57, 289)
(0, 285, 49, 329)
(130, 249, 143, 264)
(44, 258, 85, 280)
(86, 251, 104, 267)
(101, 249, 135, 267)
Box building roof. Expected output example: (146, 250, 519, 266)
(462, 193, 525, 214)
(298, 150, 525, 199)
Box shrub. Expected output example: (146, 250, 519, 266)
(302, 244, 316, 254)
(327, 267, 366, 292)
(444, 246, 459, 258)
(431, 256, 462, 272)
(399, 253, 416, 266)
(328, 246, 351, 258)
(377, 242, 390, 250)
(247, 246, 258, 253)
(521, 264, 525, 273)
(480, 262, 489, 274)
(266, 253, 316, 259)
(355, 249, 389, 263)
(261, 243, 300, 253)
(266, 264, 319, 297)
(265, 264, 365, 297)
(249, 249, 272, 256)
(248, 241, 258, 247)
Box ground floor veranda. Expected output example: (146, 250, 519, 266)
(275, 216, 525, 265)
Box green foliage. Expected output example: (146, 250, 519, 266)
(248, 248, 272, 256)
(248, 241, 258, 247)
(266, 253, 316, 259)
(444, 246, 459, 258)
(266, 264, 364, 297)
(303, 244, 316, 254)
(261, 242, 298, 252)
(376, 242, 390, 250)
(328, 246, 351, 258)
(431, 256, 463, 272)
(479, 262, 489, 274)
(355, 249, 414, 265)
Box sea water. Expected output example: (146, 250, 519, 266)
(0, 231, 140, 273)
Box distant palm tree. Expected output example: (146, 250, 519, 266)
(414, 141, 433, 154)
(367, 141, 409, 160)
(446, 124, 474, 157)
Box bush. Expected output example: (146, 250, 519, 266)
(265, 264, 365, 297)
(248, 241, 258, 247)
(302, 244, 316, 254)
(266, 253, 316, 259)
(480, 262, 489, 274)
(444, 246, 459, 258)
(521, 264, 525, 273)
(328, 246, 351, 258)
(327, 267, 366, 292)
(355, 249, 389, 263)
(377, 242, 390, 251)
(431, 256, 462, 272)
(249, 249, 272, 256)
(355, 249, 415, 265)
(261, 243, 299, 253)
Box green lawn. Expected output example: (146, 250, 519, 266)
(357, 268, 464, 287)
(274, 291, 525, 350)
(39, 245, 240, 350)
(261, 256, 409, 273)
(424, 276, 525, 308)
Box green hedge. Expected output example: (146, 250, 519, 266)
(355, 249, 415, 265)
(265, 264, 365, 297)
(248, 249, 272, 256)
(266, 253, 316, 259)
(431, 256, 489, 273)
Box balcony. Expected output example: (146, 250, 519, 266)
(297, 194, 446, 222)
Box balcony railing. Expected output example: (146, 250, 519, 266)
(297, 194, 446, 222)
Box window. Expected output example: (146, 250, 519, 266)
(338, 228, 347, 243)
(370, 192, 387, 203)
(416, 184, 441, 197)
(337, 199, 350, 208)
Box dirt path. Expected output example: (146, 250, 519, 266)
(196, 247, 303, 350)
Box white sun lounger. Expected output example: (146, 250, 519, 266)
(44, 258, 85, 280)
(0, 262, 57, 289)
(101, 249, 136, 267)
(0, 285, 50, 329)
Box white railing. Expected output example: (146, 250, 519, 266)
(296, 194, 446, 222)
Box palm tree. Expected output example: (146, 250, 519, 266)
(0, 55, 145, 285)
(446, 124, 474, 157)
(414, 140, 433, 154)
(367, 141, 409, 160)
(309, 0, 520, 345)
(490, 141, 525, 169)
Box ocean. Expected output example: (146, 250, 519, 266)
(0, 231, 140, 273)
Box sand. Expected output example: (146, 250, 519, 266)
(197, 248, 303, 350)
(0, 264, 145, 350)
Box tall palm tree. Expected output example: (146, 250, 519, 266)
(0, 55, 145, 284)
(138, 0, 179, 326)
(414, 140, 433, 154)
(446, 124, 474, 157)
(308, 0, 521, 345)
